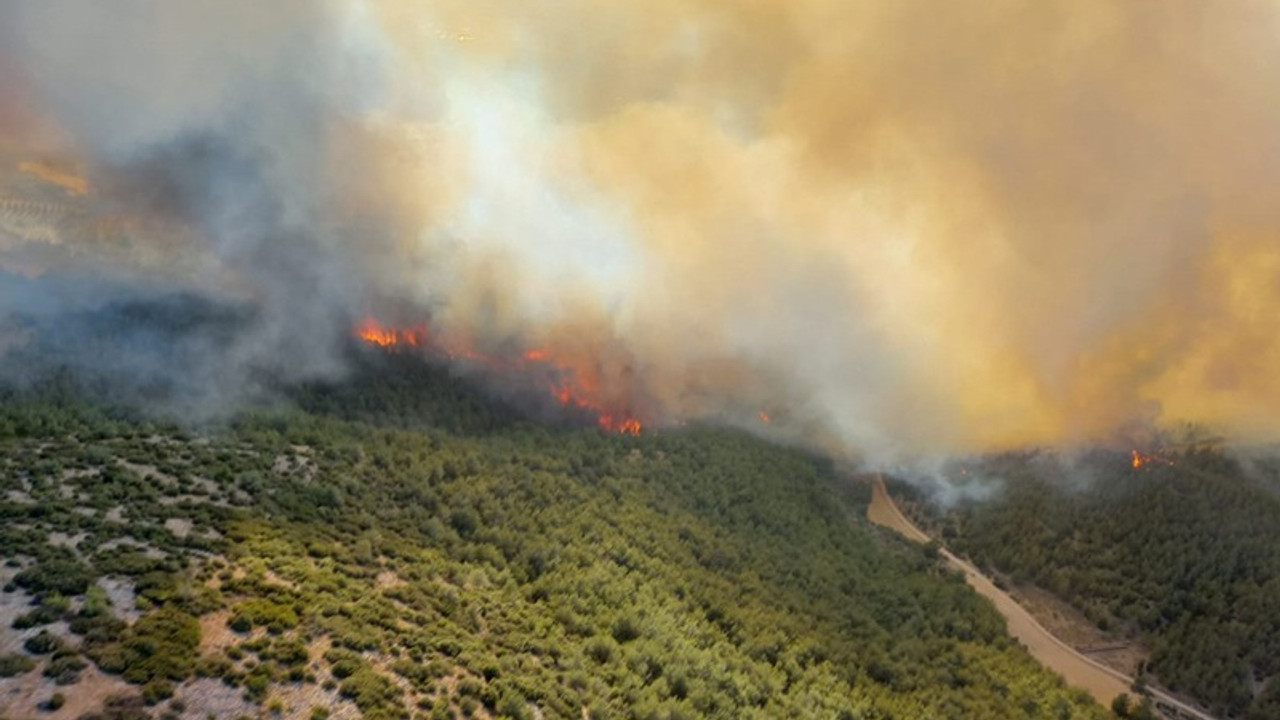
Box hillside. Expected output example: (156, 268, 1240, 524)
(0, 357, 1111, 720)
(895, 448, 1280, 719)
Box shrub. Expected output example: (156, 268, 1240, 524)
(45, 653, 88, 684)
(229, 599, 298, 633)
(142, 678, 175, 705)
(586, 639, 613, 664)
(339, 667, 402, 715)
(610, 617, 641, 644)
(0, 652, 36, 677)
(117, 607, 201, 685)
(242, 668, 272, 702)
(24, 629, 67, 655)
(325, 648, 365, 679)
(12, 605, 61, 629)
(267, 638, 309, 667)
(14, 559, 94, 596)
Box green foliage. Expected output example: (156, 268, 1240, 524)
(14, 558, 95, 596)
(0, 652, 36, 677)
(24, 629, 67, 655)
(0, 363, 1115, 720)
(13, 604, 62, 629)
(45, 652, 89, 684)
(919, 448, 1280, 719)
(229, 598, 299, 633)
(265, 637, 310, 667)
(107, 606, 201, 685)
(339, 667, 405, 718)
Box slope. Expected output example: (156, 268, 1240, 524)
(899, 448, 1280, 719)
(0, 358, 1110, 719)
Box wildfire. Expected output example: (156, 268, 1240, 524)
(355, 317, 644, 435)
(758, 410, 771, 424)
(355, 317, 425, 348)
(1131, 449, 1176, 469)
(601, 416, 643, 436)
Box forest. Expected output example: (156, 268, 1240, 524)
(0, 351, 1112, 719)
(895, 444, 1280, 720)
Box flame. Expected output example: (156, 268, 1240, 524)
(758, 410, 771, 424)
(600, 415, 643, 436)
(355, 317, 644, 435)
(355, 317, 425, 348)
(1130, 449, 1176, 469)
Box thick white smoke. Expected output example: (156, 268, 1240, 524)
(2, 1, 1280, 462)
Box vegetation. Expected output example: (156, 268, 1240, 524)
(0, 357, 1113, 718)
(0, 652, 35, 677)
(899, 445, 1280, 719)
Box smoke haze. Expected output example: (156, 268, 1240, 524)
(2, 1, 1280, 462)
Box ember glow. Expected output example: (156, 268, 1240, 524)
(356, 317, 644, 434)
(355, 318, 426, 348)
(5, 2, 1280, 464)
(1131, 450, 1176, 470)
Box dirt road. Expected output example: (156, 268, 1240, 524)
(866, 477, 1218, 720)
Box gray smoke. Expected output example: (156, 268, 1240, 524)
(3, 1, 1280, 465)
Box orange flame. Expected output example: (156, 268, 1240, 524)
(356, 317, 644, 435)
(355, 317, 425, 348)
(1131, 449, 1176, 469)
(759, 410, 771, 424)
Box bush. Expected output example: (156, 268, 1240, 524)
(242, 668, 272, 702)
(586, 639, 613, 664)
(338, 667, 403, 715)
(142, 678, 175, 705)
(45, 692, 66, 711)
(14, 605, 63, 629)
(229, 599, 298, 633)
(495, 688, 530, 720)
(267, 638, 309, 667)
(0, 652, 36, 677)
(14, 559, 95, 596)
(610, 617, 641, 644)
(45, 653, 88, 684)
(24, 629, 67, 655)
(325, 648, 365, 679)
(117, 607, 201, 684)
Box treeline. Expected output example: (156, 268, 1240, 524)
(904, 447, 1280, 719)
(1, 359, 1111, 719)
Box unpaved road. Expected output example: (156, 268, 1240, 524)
(867, 476, 1219, 720)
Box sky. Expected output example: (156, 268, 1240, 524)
(2, 1, 1279, 463)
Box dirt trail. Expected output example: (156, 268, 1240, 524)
(866, 477, 1219, 720)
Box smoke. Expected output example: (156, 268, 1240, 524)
(2, 1, 1280, 461)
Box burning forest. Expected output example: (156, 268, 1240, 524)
(353, 316, 644, 434)
(5, 6, 1280, 720)
(2, 1, 1280, 467)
